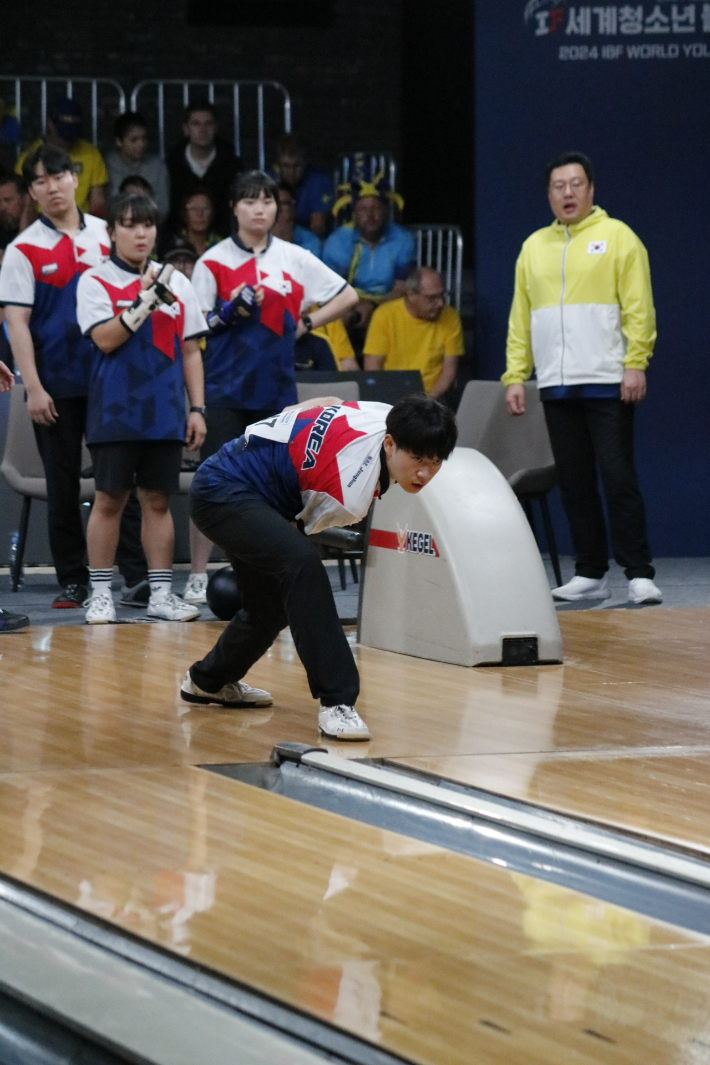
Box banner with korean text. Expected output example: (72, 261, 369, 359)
(475, 0, 710, 555)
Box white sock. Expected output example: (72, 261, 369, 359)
(148, 570, 172, 599)
(89, 568, 113, 596)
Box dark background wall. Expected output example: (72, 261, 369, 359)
(475, 0, 710, 557)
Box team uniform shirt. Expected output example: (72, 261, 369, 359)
(503, 206, 656, 396)
(17, 139, 109, 214)
(364, 298, 464, 393)
(192, 234, 346, 411)
(323, 221, 416, 298)
(76, 254, 207, 444)
(192, 401, 391, 534)
(0, 213, 110, 398)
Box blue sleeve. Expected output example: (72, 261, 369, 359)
(393, 227, 416, 281)
(322, 229, 351, 278)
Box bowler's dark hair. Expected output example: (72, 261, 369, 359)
(22, 144, 74, 186)
(545, 151, 594, 187)
(107, 192, 158, 231)
(386, 395, 458, 461)
(113, 111, 148, 141)
(230, 169, 279, 206)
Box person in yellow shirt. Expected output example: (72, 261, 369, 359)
(16, 98, 108, 217)
(363, 267, 463, 396)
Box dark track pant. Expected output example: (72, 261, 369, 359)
(542, 398, 654, 580)
(32, 396, 147, 588)
(189, 493, 359, 707)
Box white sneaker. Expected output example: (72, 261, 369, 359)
(318, 704, 371, 741)
(180, 670, 273, 707)
(147, 592, 201, 622)
(85, 591, 116, 624)
(183, 573, 209, 604)
(628, 577, 663, 604)
(552, 576, 611, 601)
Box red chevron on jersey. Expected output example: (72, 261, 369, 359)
(204, 257, 257, 300)
(259, 270, 304, 336)
(96, 276, 185, 361)
(288, 404, 366, 503)
(16, 237, 79, 288)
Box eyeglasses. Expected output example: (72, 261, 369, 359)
(550, 178, 588, 194)
(186, 204, 211, 214)
(420, 291, 447, 302)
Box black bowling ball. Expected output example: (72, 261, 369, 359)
(206, 565, 242, 620)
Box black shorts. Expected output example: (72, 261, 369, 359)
(89, 441, 184, 494)
(202, 407, 279, 462)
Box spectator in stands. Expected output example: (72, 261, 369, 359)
(16, 98, 109, 217)
(272, 184, 321, 256)
(323, 173, 415, 346)
(160, 189, 222, 261)
(271, 133, 333, 238)
(119, 174, 154, 198)
(0, 98, 20, 172)
(0, 145, 149, 609)
(105, 113, 170, 221)
(503, 150, 661, 605)
(183, 169, 358, 605)
(166, 101, 240, 236)
(364, 267, 463, 397)
(76, 192, 208, 624)
(0, 172, 32, 243)
(295, 316, 359, 373)
(0, 359, 29, 631)
(163, 245, 198, 280)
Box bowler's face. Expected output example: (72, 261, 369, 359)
(383, 435, 442, 494)
(547, 163, 594, 225)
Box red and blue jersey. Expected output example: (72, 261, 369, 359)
(191, 401, 391, 533)
(76, 254, 207, 444)
(0, 213, 110, 398)
(191, 234, 345, 411)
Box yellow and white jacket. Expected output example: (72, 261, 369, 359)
(503, 207, 656, 388)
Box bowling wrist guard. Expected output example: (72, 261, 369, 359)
(206, 286, 256, 333)
(120, 264, 177, 334)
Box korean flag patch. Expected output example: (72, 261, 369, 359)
(587, 240, 607, 255)
(41, 263, 59, 275)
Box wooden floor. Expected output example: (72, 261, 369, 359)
(3, 608, 710, 1061)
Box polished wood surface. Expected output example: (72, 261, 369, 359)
(1, 763, 710, 1065)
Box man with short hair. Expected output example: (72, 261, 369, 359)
(0, 172, 31, 243)
(271, 133, 334, 238)
(364, 267, 463, 397)
(272, 183, 322, 256)
(0, 145, 148, 608)
(166, 101, 241, 236)
(503, 150, 662, 605)
(16, 98, 108, 217)
(182, 394, 458, 740)
(105, 112, 170, 221)
(323, 178, 415, 345)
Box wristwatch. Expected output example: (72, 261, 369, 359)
(190, 406, 206, 415)
(301, 314, 314, 332)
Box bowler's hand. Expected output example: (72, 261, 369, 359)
(26, 384, 58, 426)
(505, 384, 526, 416)
(0, 360, 14, 393)
(621, 369, 647, 404)
(185, 412, 206, 452)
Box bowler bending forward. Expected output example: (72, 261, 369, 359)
(181, 394, 458, 741)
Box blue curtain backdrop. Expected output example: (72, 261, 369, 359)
(475, 0, 710, 556)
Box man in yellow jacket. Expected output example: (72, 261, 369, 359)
(503, 151, 661, 605)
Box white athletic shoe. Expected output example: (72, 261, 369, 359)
(182, 573, 209, 604)
(628, 577, 663, 604)
(552, 576, 611, 601)
(180, 670, 273, 707)
(85, 591, 116, 624)
(147, 592, 201, 622)
(318, 704, 371, 741)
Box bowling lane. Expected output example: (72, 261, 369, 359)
(396, 747, 710, 856)
(1, 764, 710, 1065)
(2, 609, 710, 775)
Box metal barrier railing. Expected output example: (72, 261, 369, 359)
(0, 76, 126, 154)
(409, 225, 464, 312)
(129, 79, 291, 168)
(335, 151, 397, 193)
